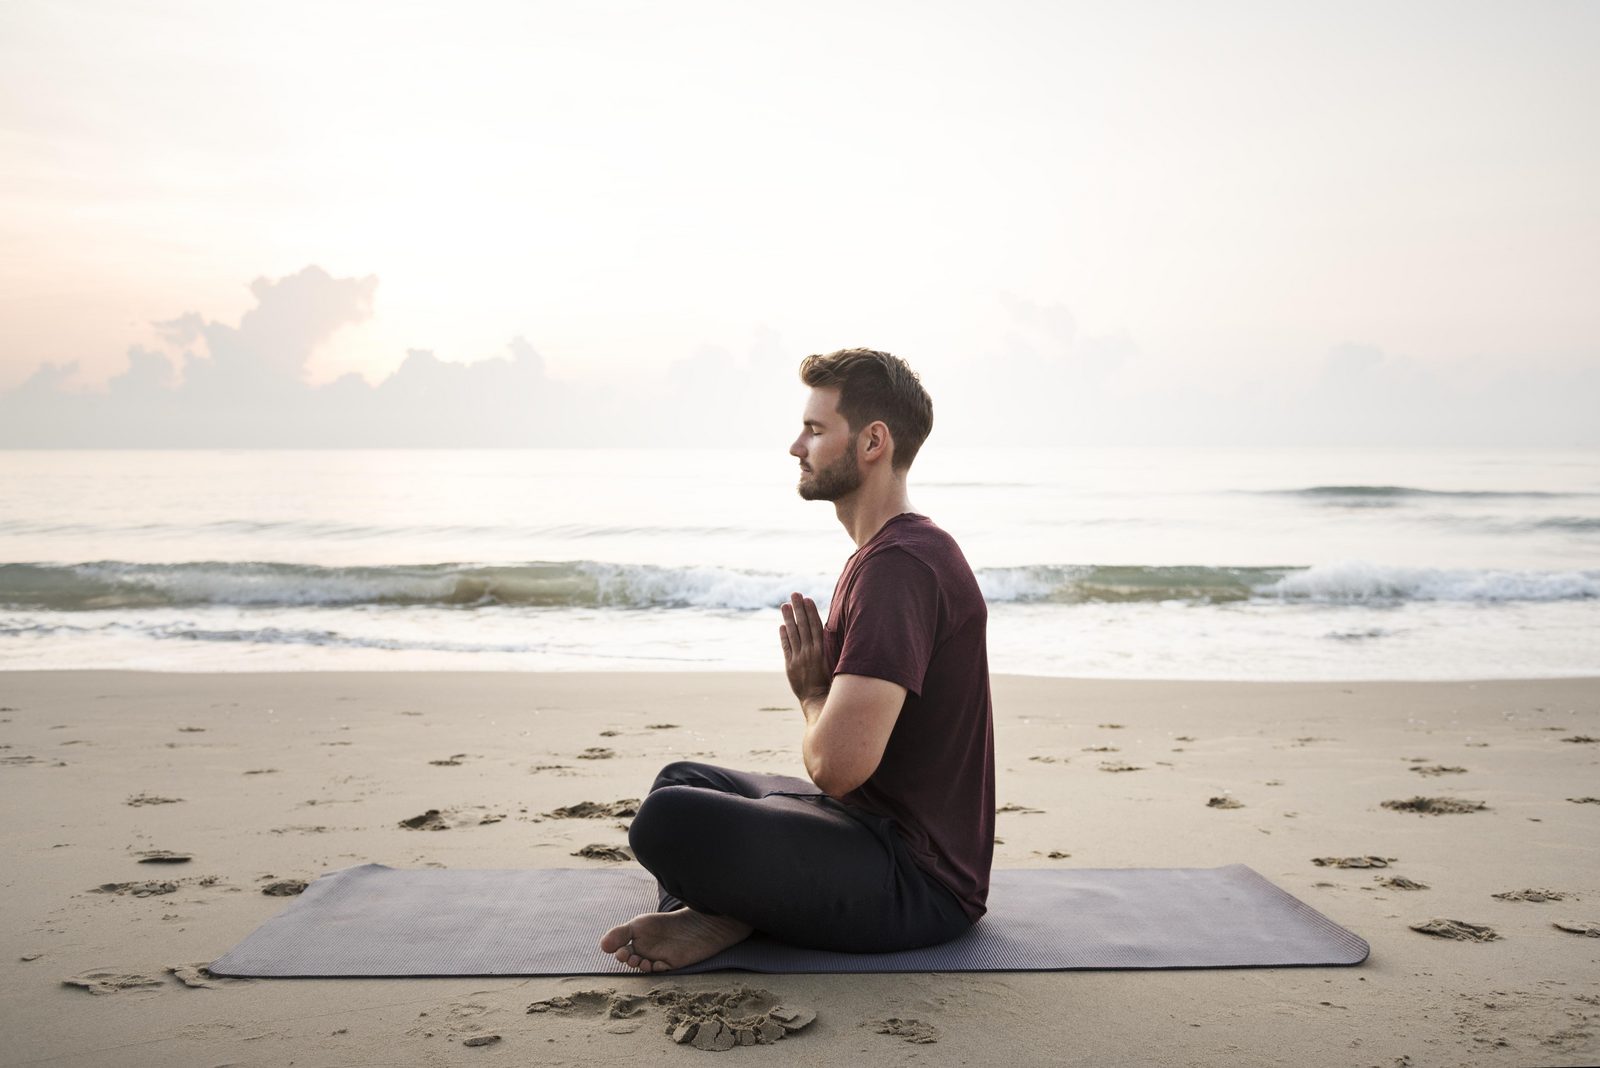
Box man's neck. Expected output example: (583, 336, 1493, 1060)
(833, 484, 917, 549)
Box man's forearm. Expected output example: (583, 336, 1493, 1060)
(798, 691, 830, 791)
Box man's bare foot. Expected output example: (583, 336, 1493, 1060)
(599, 908, 755, 972)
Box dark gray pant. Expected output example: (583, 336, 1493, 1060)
(627, 760, 973, 953)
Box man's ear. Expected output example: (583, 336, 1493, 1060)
(860, 421, 892, 464)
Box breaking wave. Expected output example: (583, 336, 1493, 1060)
(3, 559, 1596, 612)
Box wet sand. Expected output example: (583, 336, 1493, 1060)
(1, 671, 1597, 1066)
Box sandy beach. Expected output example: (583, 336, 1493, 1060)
(1, 670, 1596, 1066)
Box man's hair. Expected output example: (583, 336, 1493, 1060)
(798, 348, 934, 472)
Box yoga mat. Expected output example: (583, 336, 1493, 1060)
(210, 863, 1369, 977)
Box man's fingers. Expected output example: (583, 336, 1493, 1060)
(790, 593, 817, 646)
(778, 624, 791, 652)
(804, 596, 823, 632)
(783, 595, 807, 649)
(780, 600, 801, 652)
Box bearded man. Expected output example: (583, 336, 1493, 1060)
(599, 347, 995, 971)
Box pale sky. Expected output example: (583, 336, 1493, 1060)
(1, 0, 1597, 446)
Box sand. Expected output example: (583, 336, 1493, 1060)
(1, 670, 1597, 1066)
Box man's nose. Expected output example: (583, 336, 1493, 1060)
(789, 437, 805, 458)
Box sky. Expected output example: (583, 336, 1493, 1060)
(1, 0, 1597, 447)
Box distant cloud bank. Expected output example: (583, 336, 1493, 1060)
(0, 266, 787, 448)
(1, 266, 1594, 448)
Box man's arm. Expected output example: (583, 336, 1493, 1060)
(798, 674, 906, 799)
(780, 593, 907, 800)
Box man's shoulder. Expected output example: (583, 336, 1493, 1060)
(859, 517, 973, 582)
(870, 515, 965, 557)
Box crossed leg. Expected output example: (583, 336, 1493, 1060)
(599, 760, 966, 972)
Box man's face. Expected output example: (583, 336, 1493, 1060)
(789, 387, 863, 502)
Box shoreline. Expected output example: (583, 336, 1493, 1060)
(2, 671, 1596, 1065)
(7, 667, 1600, 682)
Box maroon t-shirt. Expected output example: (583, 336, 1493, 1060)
(821, 512, 995, 923)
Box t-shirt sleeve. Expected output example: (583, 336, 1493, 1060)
(833, 547, 939, 697)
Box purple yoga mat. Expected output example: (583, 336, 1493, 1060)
(210, 862, 1369, 977)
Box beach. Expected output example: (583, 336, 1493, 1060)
(2, 669, 1596, 1067)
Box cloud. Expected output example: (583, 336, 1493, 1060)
(1, 271, 1594, 448)
(0, 265, 794, 448)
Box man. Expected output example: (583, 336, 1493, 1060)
(599, 347, 995, 972)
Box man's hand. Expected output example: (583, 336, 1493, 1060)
(779, 592, 831, 709)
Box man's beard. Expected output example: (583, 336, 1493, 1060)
(797, 449, 863, 501)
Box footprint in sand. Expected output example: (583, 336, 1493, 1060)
(571, 844, 633, 862)
(91, 880, 179, 897)
(1378, 876, 1429, 890)
(1560, 735, 1597, 744)
(1552, 921, 1600, 937)
(544, 800, 640, 819)
(1207, 796, 1244, 809)
(168, 963, 246, 988)
(408, 998, 505, 1043)
(577, 747, 616, 760)
(864, 1016, 941, 1044)
(1381, 796, 1487, 815)
(1491, 888, 1568, 902)
(1408, 765, 1467, 777)
(261, 879, 308, 896)
(1313, 856, 1397, 869)
(996, 802, 1045, 814)
(1409, 919, 1500, 941)
(62, 971, 165, 995)
(429, 754, 468, 766)
(134, 850, 192, 864)
(1099, 761, 1143, 773)
(528, 985, 813, 1049)
(125, 793, 183, 807)
(646, 723, 680, 730)
(399, 806, 508, 830)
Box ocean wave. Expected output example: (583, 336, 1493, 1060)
(1533, 516, 1600, 533)
(1264, 561, 1600, 603)
(975, 565, 1286, 604)
(0, 561, 831, 612)
(3, 559, 1596, 612)
(1266, 485, 1583, 505)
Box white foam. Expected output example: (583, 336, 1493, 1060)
(577, 562, 832, 611)
(1266, 560, 1600, 603)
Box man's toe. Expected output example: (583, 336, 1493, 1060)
(599, 924, 631, 953)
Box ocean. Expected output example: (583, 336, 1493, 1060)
(1, 447, 1597, 679)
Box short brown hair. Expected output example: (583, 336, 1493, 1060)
(799, 348, 933, 471)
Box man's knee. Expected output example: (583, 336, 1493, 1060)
(648, 759, 710, 793)
(628, 784, 700, 866)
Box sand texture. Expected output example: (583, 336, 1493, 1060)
(1, 671, 1597, 1066)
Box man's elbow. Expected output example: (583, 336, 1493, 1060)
(811, 761, 871, 801)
